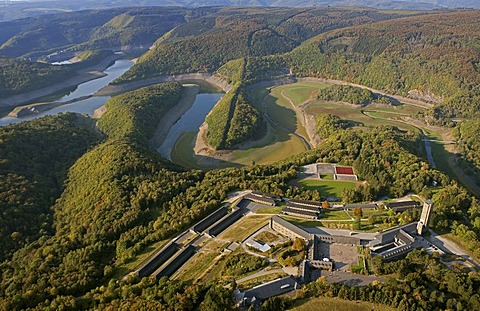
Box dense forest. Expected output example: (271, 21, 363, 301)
(316, 85, 391, 106)
(0, 114, 100, 261)
(97, 82, 183, 144)
(205, 83, 262, 150)
(455, 118, 480, 184)
(2, 5, 480, 311)
(284, 11, 480, 120)
(117, 7, 417, 82)
(0, 7, 204, 59)
(0, 57, 74, 98)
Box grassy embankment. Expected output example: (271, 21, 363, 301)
(290, 296, 396, 311)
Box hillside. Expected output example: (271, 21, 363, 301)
(2, 0, 480, 22)
(0, 113, 100, 261)
(2, 5, 480, 311)
(117, 7, 420, 82)
(0, 56, 75, 99)
(0, 7, 205, 59)
(283, 11, 480, 120)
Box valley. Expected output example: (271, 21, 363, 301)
(0, 6, 480, 311)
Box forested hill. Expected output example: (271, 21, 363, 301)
(117, 7, 421, 83)
(0, 113, 101, 261)
(283, 10, 480, 120)
(2, 0, 480, 22)
(0, 57, 74, 99)
(0, 7, 207, 59)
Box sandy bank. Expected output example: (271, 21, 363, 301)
(96, 73, 232, 97)
(8, 95, 92, 118)
(0, 54, 122, 109)
(149, 84, 200, 150)
(247, 76, 434, 110)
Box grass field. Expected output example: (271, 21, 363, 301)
(175, 252, 219, 282)
(218, 215, 272, 242)
(290, 297, 396, 311)
(255, 206, 283, 214)
(299, 179, 357, 198)
(305, 99, 424, 133)
(281, 216, 324, 228)
(322, 209, 352, 220)
(170, 131, 239, 169)
(254, 231, 280, 243)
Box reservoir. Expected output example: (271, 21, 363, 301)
(0, 59, 134, 126)
(158, 93, 223, 160)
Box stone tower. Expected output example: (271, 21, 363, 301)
(417, 200, 433, 235)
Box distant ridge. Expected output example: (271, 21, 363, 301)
(1, 0, 479, 22)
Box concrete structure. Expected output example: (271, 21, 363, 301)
(288, 198, 323, 209)
(269, 216, 311, 240)
(282, 207, 319, 219)
(206, 207, 243, 237)
(387, 200, 421, 213)
(283, 199, 322, 219)
(134, 242, 179, 278)
(190, 205, 228, 233)
(301, 163, 358, 181)
(309, 236, 334, 270)
(153, 245, 196, 279)
(344, 203, 377, 210)
(235, 275, 299, 307)
(316, 233, 361, 245)
(417, 200, 433, 235)
(369, 222, 421, 261)
(246, 238, 271, 253)
(272, 214, 424, 264)
(244, 191, 277, 206)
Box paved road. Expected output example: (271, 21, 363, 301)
(236, 268, 286, 284)
(427, 229, 480, 269)
(318, 270, 383, 286)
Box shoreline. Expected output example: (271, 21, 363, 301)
(149, 84, 200, 151)
(96, 73, 232, 97)
(0, 54, 122, 109)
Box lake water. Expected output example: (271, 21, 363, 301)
(158, 93, 223, 160)
(0, 59, 134, 126)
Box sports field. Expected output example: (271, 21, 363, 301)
(299, 179, 357, 199)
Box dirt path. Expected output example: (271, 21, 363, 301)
(298, 77, 434, 109)
(279, 89, 321, 148)
(148, 84, 200, 151)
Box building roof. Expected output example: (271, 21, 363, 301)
(246, 239, 271, 253)
(369, 222, 418, 247)
(244, 276, 298, 301)
(288, 198, 323, 208)
(244, 193, 276, 205)
(386, 201, 420, 208)
(286, 202, 322, 212)
(251, 191, 278, 199)
(344, 203, 377, 209)
(282, 207, 319, 218)
(271, 215, 311, 240)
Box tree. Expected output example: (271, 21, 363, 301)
(292, 238, 305, 252)
(322, 201, 330, 209)
(353, 207, 363, 218)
